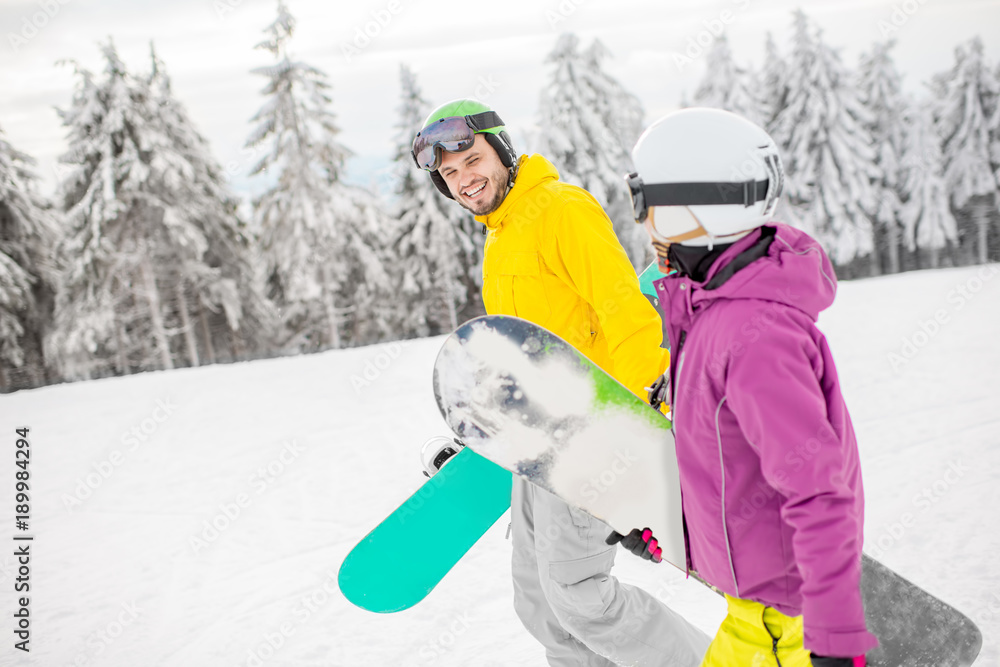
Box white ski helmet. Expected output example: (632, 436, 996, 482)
(627, 108, 783, 243)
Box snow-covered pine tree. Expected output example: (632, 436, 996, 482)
(994, 57, 1000, 188)
(932, 36, 999, 265)
(693, 33, 766, 127)
(50, 43, 177, 378)
(759, 32, 789, 130)
(246, 0, 391, 351)
(390, 64, 481, 337)
(583, 39, 645, 169)
(50, 41, 269, 380)
(994, 58, 1000, 186)
(770, 10, 880, 274)
(858, 40, 907, 274)
(900, 102, 958, 269)
(536, 32, 649, 269)
(144, 44, 274, 365)
(0, 127, 58, 391)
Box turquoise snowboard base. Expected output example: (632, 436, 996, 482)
(639, 260, 671, 348)
(338, 447, 511, 613)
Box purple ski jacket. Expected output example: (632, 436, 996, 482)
(653, 223, 879, 657)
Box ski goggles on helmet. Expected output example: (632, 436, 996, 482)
(625, 171, 774, 224)
(411, 111, 504, 171)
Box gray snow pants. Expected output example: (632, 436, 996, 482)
(510, 478, 711, 666)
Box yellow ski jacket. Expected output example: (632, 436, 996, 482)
(475, 154, 668, 398)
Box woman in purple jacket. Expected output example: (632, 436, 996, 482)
(618, 108, 879, 666)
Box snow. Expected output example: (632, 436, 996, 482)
(1, 264, 998, 666)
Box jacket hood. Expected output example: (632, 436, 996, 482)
(476, 154, 559, 230)
(690, 223, 837, 322)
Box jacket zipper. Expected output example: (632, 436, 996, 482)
(671, 329, 690, 572)
(669, 330, 688, 411)
(764, 617, 783, 667)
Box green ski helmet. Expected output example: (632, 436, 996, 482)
(411, 99, 518, 199)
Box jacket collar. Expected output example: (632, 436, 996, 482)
(661, 223, 837, 323)
(657, 227, 772, 325)
(475, 154, 560, 230)
(702, 227, 776, 291)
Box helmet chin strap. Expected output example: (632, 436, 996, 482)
(506, 161, 518, 191)
(645, 210, 708, 274)
(645, 208, 710, 246)
(647, 207, 755, 252)
(665, 226, 710, 244)
(650, 238, 673, 273)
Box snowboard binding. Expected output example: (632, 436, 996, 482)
(420, 436, 464, 478)
(646, 373, 670, 411)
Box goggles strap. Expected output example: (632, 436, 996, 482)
(644, 180, 770, 208)
(465, 111, 503, 132)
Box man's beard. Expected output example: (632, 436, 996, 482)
(458, 164, 509, 216)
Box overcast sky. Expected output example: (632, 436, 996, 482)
(2, 0, 998, 203)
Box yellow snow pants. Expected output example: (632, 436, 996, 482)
(700, 595, 812, 667)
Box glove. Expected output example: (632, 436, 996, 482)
(810, 654, 866, 667)
(605, 527, 662, 563)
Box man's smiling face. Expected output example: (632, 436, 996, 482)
(438, 134, 509, 216)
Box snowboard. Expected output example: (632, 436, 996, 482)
(638, 259, 670, 306)
(337, 446, 511, 613)
(433, 314, 982, 667)
(338, 266, 664, 613)
(433, 314, 686, 570)
(639, 260, 671, 349)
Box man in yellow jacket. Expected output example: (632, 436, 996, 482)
(412, 99, 710, 666)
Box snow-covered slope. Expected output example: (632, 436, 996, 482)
(1, 265, 997, 666)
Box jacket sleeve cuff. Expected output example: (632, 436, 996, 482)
(804, 627, 879, 658)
